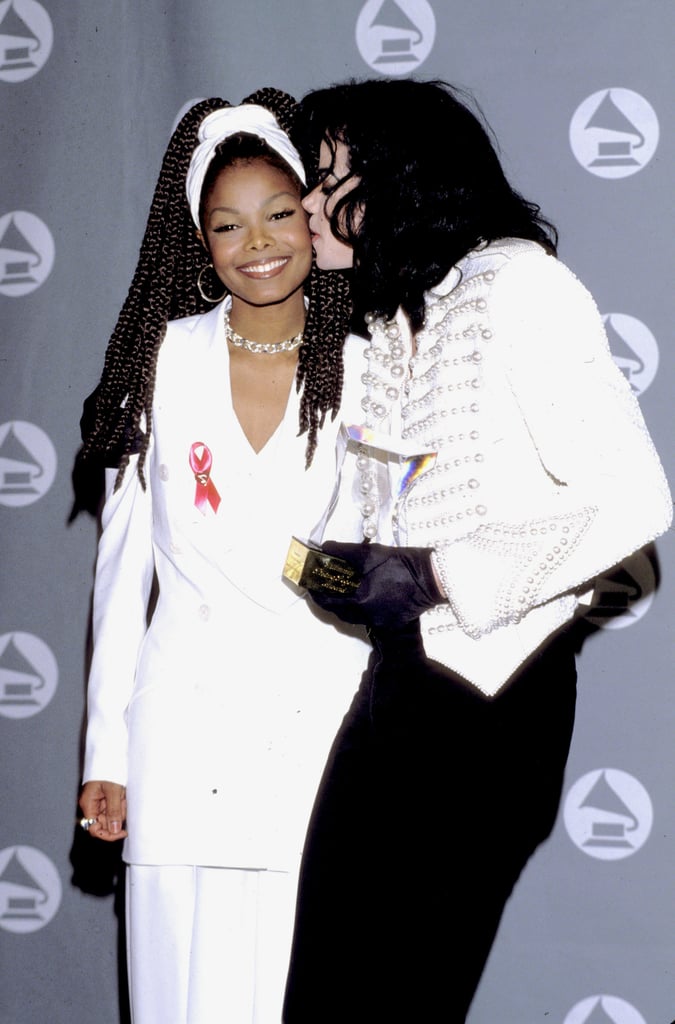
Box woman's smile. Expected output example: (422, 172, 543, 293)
(236, 255, 293, 278)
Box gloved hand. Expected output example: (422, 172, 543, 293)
(306, 541, 445, 629)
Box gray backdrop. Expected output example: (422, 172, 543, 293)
(1, 2, 673, 1022)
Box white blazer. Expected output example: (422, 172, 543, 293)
(83, 301, 369, 869)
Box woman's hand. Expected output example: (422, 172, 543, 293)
(79, 780, 128, 842)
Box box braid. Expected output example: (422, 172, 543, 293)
(79, 87, 352, 494)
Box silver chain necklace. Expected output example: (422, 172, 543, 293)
(224, 308, 303, 355)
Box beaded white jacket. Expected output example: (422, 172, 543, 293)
(330, 238, 672, 695)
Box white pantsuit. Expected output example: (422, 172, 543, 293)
(83, 299, 369, 1021)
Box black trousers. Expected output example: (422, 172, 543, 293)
(283, 621, 577, 1023)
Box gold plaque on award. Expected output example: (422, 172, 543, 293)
(283, 538, 361, 595)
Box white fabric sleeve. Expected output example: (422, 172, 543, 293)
(431, 252, 672, 637)
(82, 458, 154, 785)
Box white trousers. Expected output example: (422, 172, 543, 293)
(125, 864, 298, 1024)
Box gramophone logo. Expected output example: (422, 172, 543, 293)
(0, 420, 57, 507)
(356, 0, 436, 76)
(569, 88, 659, 179)
(583, 550, 655, 631)
(0, 0, 53, 82)
(563, 769, 653, 861)
(603, 313, 658, 397)
(0, 211, 55, 296)
(0, 632, 58, 719)
(0, 846, 62, 933)
(563, 994, 646, 1024)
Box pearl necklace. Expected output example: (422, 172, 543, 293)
(357, 312, 408, 539)
(224, 309, 303, 355)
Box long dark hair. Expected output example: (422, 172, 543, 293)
(76, 87, 352, 509)
(294, 78, 557, 332)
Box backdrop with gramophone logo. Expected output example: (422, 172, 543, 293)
(1, 2, 673, 1022)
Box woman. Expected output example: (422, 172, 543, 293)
(282, 79, 672, 1022)
(77, 88, 368, 1023)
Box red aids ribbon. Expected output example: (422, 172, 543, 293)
(188, 442, 221, 514)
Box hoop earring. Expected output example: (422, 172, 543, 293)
(197, 263, 227, 304)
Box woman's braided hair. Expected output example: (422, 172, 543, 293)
(79, 87, 352, 492)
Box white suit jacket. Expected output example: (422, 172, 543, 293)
(83, 301, 369, 868)
(327, 240, 672, 694)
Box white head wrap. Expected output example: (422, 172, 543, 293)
(185, 103, 306, 227)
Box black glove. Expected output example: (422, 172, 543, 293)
(306, 541, 445, 629)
